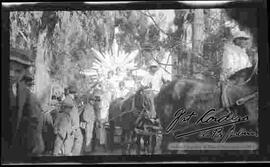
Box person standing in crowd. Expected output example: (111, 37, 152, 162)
(3, 48, 44, 161)
(124, 69, 136, 94)
(93, 85, 112, 152)
(105, 70, 117, 100)
(115, 81, 130, 99)
(141, 60, 171, 118)
(100, 89, 112, 152)
(81, 94, 96, 153)
(64, 85, 83, 155)
(220, 31, 253, 108)
(114, 67, 126, 85)
(53, 97, 73, 156)
(92, 89, 102, 152)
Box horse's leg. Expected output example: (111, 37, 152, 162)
(49, 125, 56, 155)
(142, 135, 149, 154)
(136, 135, 141, 155)
(146, 136, 151, 155)
(91, 122, 97, 152)
(127, 132, 132, 155)
(151, 135, 157, 155)
(121, 130, 126, 155)
(109, 121, 115, 152)
(161, 134, 171, 154)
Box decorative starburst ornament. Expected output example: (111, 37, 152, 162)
(81, 28, 139, 84)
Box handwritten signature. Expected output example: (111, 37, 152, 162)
(165, 108, 257, 141)
(198, 125, 258, 142)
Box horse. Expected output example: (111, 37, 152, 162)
(154, 67, 258, 154)
(107, 87, 157, 155)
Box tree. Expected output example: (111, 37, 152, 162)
(192, 9, 205, 76)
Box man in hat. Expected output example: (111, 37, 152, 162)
(141, 60, 171, 118)
(80, 94, 96, 153)
(64, 85, 83, 155)
(82, 95, 96, 152)
(115, 81, 130, 99)
(220, 30, 253, 108)
(3, 48, 44, 161)
(53, 97, 73, 156)
(220, 31, 253, 81)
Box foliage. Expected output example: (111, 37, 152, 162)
(10, 9, 252, 95)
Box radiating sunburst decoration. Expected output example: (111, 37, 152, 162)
(81, 34, 139, 83)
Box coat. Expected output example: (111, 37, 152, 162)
(64, 95, 80, 130)
(6, 82, 44, 159)
(54, 111, 72, 140)
(81, 103, 96, 123)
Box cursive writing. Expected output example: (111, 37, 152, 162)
(165, 108, 197, 134)
(165, 107, 250, 139)
(195, 108, 249, 125)
(220, 125, 258, 142)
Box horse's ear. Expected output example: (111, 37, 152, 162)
(172, 81, 186, 101)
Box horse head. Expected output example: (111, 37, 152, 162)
(134, 87, 153, 118)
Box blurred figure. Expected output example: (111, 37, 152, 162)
(81, 94, 96, 153)
(3, 48, 44, 161)
(115, 67, 126, 85)
(220, 31, 252, 82)
(115, 81, 129, 99)
(124, 69, 136, 94)
(105, 70, 117, 100)
(141, 60, 170, 95)
(141, 60, 170, 118)
(65, 85, 83, 155)
(220, 31, 253, 108)
(93, 88, 111, 152)
(53, 97, 73, 156)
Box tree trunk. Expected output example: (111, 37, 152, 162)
(34, 29, 51, 106)
(192, 9, 205, 76)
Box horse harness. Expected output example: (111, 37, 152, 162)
(107, 92, 150, 123)
(222, 81, 258, 110)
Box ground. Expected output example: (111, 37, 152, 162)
(84, 136, 163, 155)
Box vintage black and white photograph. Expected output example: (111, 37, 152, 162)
(2, 1, 267, 164)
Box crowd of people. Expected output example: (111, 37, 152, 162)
(3, 27, 258, 159)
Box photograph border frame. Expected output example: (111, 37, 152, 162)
(1, 0, 269, 164)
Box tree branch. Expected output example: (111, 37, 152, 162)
(139, 11, 170, 37)
(18, 30, 30, 45)
(148, 52, 173, 74)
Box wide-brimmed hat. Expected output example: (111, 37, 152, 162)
(233, 31, 250, 40)
(10, 48, 33, 67)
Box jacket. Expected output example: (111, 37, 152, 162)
(8, 82, 44, 157)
